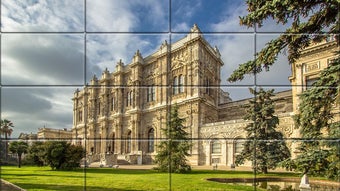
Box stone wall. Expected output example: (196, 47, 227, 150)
(217, 90, 293, 121)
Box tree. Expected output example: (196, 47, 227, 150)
(282, 56, 340, 180)
(235, 88, 290, 174)
(9, 141, 28, 168)
(155, 105, 192, 173)
(44, 141, 84, 170)
(25, 142, 45, 166)
(228, 0, 338, 82)
(229, 0, 339, 179)
(1, 119, 14, 161)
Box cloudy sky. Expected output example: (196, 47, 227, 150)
(1, 0, 293, 138)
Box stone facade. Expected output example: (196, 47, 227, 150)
(72, 25, 338, 167)
(289, 35, 339, 126)
(72, 25, 223, 165)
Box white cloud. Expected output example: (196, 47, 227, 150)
(1, 87, 76, 138)
(207, 34, 255, 86)
(172, 0, 202, 20)
(86, 34, 168, 81)
(86, 0, 168, 32)
(172, 22, 190, 32)
(2, 34, 84, 85)
(1, 0, 84, 32)
(211, 3, 252, 32)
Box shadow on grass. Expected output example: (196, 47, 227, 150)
(185, 170, 255, 175)
(17, 183, 145, 191)
(85, 168, 162, 175)
(1, 173, 85, 178)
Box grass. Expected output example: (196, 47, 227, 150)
(1, 166, 302, 191)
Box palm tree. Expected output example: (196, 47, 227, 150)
(9, 141, 28, 168)
(1, 119, 14, 161)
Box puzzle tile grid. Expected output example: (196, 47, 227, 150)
(0, 1, 338, 190)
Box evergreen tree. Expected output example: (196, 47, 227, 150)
(155, 105, 192, 173)
(9, 141, 28, 168)
(282, 56, 340, 180)
(228, 0, 338, 82)
(229, 0, 339, 179)
(235, 88, 290, 174)
(25, 142, 45, 166)
(44, 141, 85, 170)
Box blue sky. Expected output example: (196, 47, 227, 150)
(1, 0, 293, 137)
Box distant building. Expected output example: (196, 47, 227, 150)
(37, 127, 72, 140)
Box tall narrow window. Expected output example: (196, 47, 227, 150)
(130, 91, 133, 106)
(234, 139, 244, 155)
(205, 78, 210, 95)
(173, 76, 178, 95)
(78, 110, 82, 122)
(98, 102, 101, 115)
(178, 75, 184, 93)
(147, 85, 155, 102)
(148, 128, 155, 152)
(111, 97, 115, 111)
(126, 131, 131, 153)
(126, 91, 130, 106)
(111, 133, 115, 153)
(151, 86, 155, 101)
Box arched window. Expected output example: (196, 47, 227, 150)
(173, 76, 178, 95)
(148, 128, 155, 152)
(211, 140, 221, 154)
(178, 75, 184, 93)
(126, 131, 131, 153)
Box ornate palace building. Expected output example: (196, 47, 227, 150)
(72, 25, 338, 167)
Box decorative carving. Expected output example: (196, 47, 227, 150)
(305, 61, 320, 72)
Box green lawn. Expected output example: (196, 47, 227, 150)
(1, 166, 300, 191)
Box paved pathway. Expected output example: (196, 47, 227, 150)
(1, 179, 25, 191)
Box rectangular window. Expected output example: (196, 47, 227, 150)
(205, 78, 210, 95)
(147, 85, 155, 102)
(78, 110, 82, 122)
(178, 75, 184, 93)
(126, 92, 130, 106)
(173, 77, 178, 95)
(98, 102, 101, 115)
(111, 97, 114, 111)
(212, 141, 221, 154)
(305, 77, 318, 90)
(235, 140, 244, 155)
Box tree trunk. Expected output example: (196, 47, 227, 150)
(5, 134, 8, 161)
(263, 167, 268, 174)
(18, 154, 22, 168)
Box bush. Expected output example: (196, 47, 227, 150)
(44, 141, 85, 170)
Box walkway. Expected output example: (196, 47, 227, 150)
(1, 179, 26, 191)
